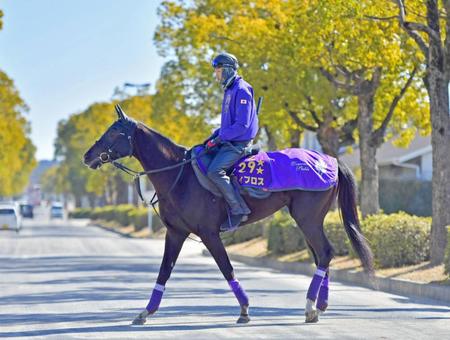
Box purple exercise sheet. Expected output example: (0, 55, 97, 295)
(193, 146, 338, 192)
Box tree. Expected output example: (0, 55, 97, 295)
(393, 0, 450, 264)
(154, 0, 429, 217)
(286, 1, 427, 216)
(54, 90, 210, 207)
(0, 70, 36, 196)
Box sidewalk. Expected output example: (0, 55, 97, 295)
(220, 250, 450, 305)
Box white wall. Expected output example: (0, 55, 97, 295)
(421, 152, 433, 180)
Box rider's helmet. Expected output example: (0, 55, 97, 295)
(212, 52, 239, 89)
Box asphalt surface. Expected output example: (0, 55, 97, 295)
(0, 208, 449, 339)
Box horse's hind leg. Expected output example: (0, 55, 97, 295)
(317, 271, 329, 313)
(200, 229, 250, 324)
(306, 242, 329, 314)
(289, 192, 334, 323)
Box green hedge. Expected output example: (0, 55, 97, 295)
(69, 208, 92, 218)
(69, 205, 164, 233)
(362, 212, 431, 268)
(444, 227, 450, 275)
(267, 211, 306, 254)
(265, 209, 431, 269)
(323, 211, 350, 256)
(222, 218, 266, 246)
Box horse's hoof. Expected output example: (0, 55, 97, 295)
(131, 310, 149, 325)
(237, 314, 250, 324)
(305, 310, 319, 323)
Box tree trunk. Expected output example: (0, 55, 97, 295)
(358, 93, 380, 217)
(115, 176, 129, 204)
(317, 126, 340, 157)
(426, 74, 450, 264)
(289, 129, 301, 148)
(263, 125, 277, 151)
(75, 195, 82, 208)
(395, 0, 450, 264)
(87, 193, 96, 208)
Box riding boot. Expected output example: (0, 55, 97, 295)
(213, 179, 247, 232)
(231, 176, 251, 217)
(206, 141, 253, 232)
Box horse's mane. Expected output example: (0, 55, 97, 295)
(136, 122, 187, 162)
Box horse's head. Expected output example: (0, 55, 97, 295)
(83, 104, 137, 169)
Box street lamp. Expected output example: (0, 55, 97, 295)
(123, 82, 151, 96)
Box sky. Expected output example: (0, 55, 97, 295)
(0, 0, 166, 160)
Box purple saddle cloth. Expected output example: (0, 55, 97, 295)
(193, 146, 338, 192)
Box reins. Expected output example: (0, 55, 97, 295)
(111, 147, 210, 244)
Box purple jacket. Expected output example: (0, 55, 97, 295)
(217, 76, 259, 142)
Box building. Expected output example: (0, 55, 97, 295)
(340, 135, 432, 181)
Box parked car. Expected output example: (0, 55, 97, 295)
(0, 203, 21, 232)
(50, 203, 64, 219)
(19, 203, 34, 218)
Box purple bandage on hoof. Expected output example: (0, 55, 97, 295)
(228, 279, 249, 306)
(306, 267, 327, 302)
(146, 283, 165, 314)
(317, 274, 329, 311)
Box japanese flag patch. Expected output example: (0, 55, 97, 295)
(240, 99, 247, 104)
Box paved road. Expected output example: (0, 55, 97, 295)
(0, 212, 449, 339)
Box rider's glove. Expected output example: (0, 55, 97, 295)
(206, 136, 222, 151)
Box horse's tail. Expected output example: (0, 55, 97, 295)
(337, 160, 374, 274)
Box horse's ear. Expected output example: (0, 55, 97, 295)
(115, 104, 127, 121)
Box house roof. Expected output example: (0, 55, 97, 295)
(340, 134, 431, 168)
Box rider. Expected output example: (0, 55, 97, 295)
(204, 52, 259, 232)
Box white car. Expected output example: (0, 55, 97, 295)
(0, 203, 22, 233)
(50, 203, 64, 219)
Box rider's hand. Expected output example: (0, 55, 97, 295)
(206, 136, 222, 151)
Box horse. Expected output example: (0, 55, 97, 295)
(83, 105, 374, 325)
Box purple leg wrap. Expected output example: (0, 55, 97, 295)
(306, 267, 327, 301)
(146, 284, 165, 314)
(316, 274, 329, 311)
(228, 279, 249, 306)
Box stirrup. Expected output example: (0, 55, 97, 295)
(220, 213, 246, 232)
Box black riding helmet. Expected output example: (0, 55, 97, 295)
(212, 52, 239, 89)
(211, 52, 239, 70)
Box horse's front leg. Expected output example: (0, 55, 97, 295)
(132, 228, 188, 325)
(201, 229, 250, 324)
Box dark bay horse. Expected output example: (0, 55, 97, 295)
(83, 105, 374, 324)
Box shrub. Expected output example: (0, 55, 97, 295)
(69, 208, 91, 218)
(267, 211, 306, 254)
(362, 212, 431, 268)
(69, 205, 165, 233)
(128, 207, 148, 231)
(128, 207, 164, 233)
(113, 204, 135, 226)
(324, 210, 350, 256)
(222, 219, 266, 246)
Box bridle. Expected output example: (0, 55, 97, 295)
(96, 119, 207, 206)
(98, 121, 136, 164)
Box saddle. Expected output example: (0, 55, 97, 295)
(191, 145, 338, 199)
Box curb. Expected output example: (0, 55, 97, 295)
(89, 222, 132, 238)
(202, 250, 450, 305)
